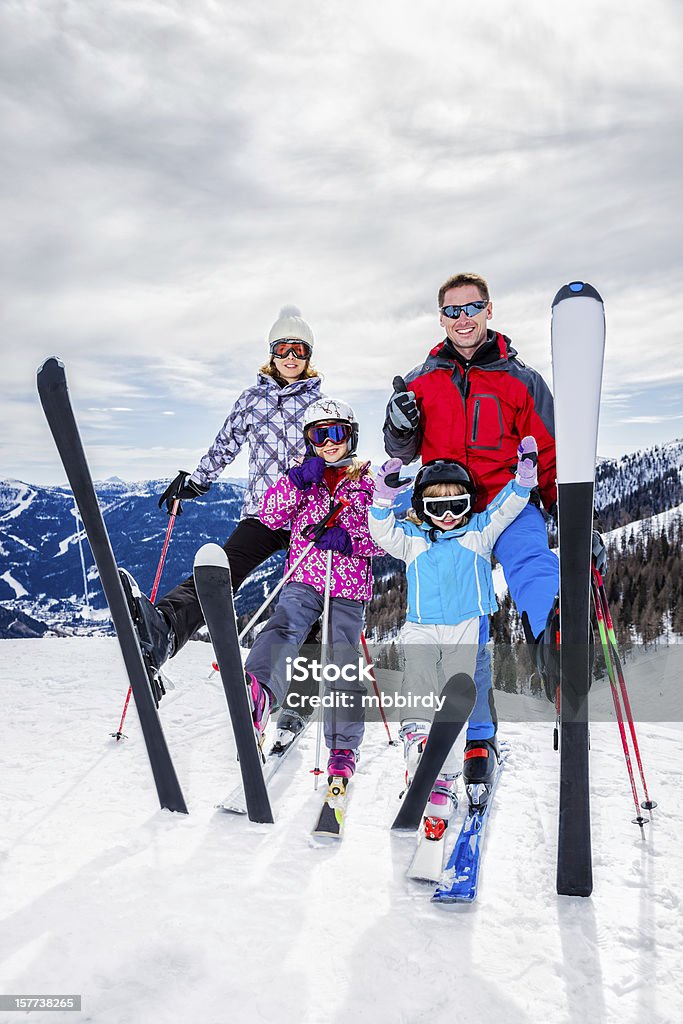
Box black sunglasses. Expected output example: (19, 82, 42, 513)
(440, 301, 488, 320)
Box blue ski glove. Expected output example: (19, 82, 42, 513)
(315, 526, 353, 556)
(288, 456, 325, 491)
(592, 529, 607, 575)
(374, 458, 413, 508)
(158, 471, 209, 515)
(515, 436, 538, 489)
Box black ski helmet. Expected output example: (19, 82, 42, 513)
(412, 459, 476, 522)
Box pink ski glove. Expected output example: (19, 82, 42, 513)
(515, 436, 538, 489)
(374, 458, 413, 508)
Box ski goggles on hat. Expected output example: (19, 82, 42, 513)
(440, 301, 488, 320)
(422, 494, 471, 520)
(305, 421, 353, 446)
(270, 340, 312, 359)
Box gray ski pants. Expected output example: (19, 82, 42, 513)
(244, 582, 367, 750)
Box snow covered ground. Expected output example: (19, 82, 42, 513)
(1, 638, 682, 1024)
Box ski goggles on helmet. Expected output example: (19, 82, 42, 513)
(422, 494, 471, 520)
(440, 301, 488, 320)
(305, 421, 353, 447)
(270, 340, 312, 360)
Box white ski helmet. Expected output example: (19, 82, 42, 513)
(303, 397, 359, 459)
(268, 305, 314, 349)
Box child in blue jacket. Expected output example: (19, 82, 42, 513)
(369, 437, 539, 792)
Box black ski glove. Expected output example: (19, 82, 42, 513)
(387, 376, 419, 433)
(158, 471, 209, 515)
(592, 529, 607, 575)
(591, 511, 607, 574)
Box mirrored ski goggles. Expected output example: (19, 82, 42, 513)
(305, 421, 353, 446)
(440, 301, 488, 320)
(422, 494, 471, 520)
(270, 340, 312, 360)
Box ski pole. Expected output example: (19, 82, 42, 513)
(360, 632, 396, 744)
(312, 548, 334, 789)
(591, 577, 648, 833)
(593, 565, 656, 816)
(112, 499, 180, 740)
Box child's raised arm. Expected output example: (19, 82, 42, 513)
(369, 459, 418, 562)
(473, 436, 539, 551)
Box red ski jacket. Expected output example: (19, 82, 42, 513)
(384, 332, 556, 512)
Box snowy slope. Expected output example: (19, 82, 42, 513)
(606, 501, 683, 547)
(1, 639, 681, 1024)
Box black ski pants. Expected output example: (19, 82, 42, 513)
(157, 517, 291, 650)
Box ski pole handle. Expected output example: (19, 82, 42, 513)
(302, 498, 350, 543)
(392, 375, 408, 393)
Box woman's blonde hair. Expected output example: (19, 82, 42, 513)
(406, 480, 467, 525)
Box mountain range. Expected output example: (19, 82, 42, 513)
(1, 438, 681, 639)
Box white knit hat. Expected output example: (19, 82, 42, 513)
(268, 305, 314, 349)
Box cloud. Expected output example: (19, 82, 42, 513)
(2, 0, 682, 482)
(625, 415, 683, 425)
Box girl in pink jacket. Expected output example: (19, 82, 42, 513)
(244, 398, 382, 780)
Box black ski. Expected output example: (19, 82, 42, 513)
(551, 282, 605, 897)
(193, 543, 274, 824)
(391, 673, 476, 832)
(37, 357, 188, 814)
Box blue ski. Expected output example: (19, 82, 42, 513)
(432, 744, 509, 904)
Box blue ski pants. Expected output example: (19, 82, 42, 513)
(493, 504, 559, 640)
(470, 504, 559, 739)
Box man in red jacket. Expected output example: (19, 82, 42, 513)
(384, 272, 560, 783)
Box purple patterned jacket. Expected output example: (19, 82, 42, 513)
(258, 464, 384, 602)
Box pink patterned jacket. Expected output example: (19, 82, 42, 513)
(258, 464, 384, 602)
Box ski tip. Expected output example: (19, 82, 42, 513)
(440, 672, 477, 713)
(551, 281, 603, 307)
(36, 355, 65, 377)
(194, 542, 229, 569)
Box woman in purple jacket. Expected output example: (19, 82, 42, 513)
(121, 305, 324, 673)
(244, 398, 383, 780)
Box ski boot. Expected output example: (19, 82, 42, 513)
(463, 737, 500, 811)
(399, 720, 430, 789)
(323, 749, 357, 809)
(270, 708, 309, 754)
(245, 671, 273, 746)
(535, 597, 595, 705)
(423, 775, 459, 841)
(327, 748, 357, 780)
(119, 569, 176, 704)
(313, 750, 357, 838)
(535, 597, 561, 704)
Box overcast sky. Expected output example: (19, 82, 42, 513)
(2, 0, 682, 486)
